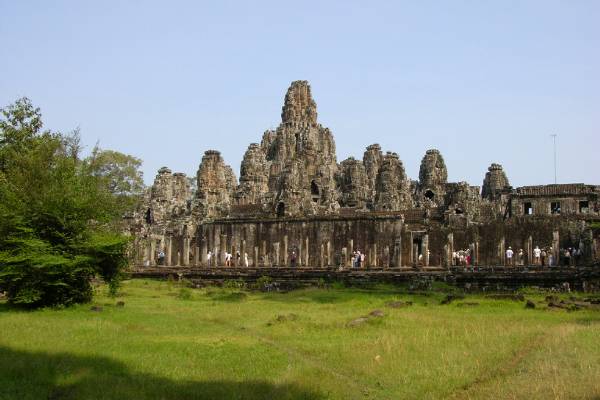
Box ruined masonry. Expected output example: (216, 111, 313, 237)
(129, 81, 600, 268)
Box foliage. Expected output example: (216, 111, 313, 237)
(253, 275, 273, 290)
(85, 146, 145, 212)
(223, 278, 246, 289)
(0, 97, 136, 307)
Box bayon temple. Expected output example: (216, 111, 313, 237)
(129, 81, 600, 268)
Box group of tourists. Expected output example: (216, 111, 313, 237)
(505, 245, 583, 267)
(352, 250, 365, 268)
(451, 249, 472, 266)
(208, 251, 249, 267)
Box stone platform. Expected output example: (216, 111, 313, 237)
(130, 265, 600, 290)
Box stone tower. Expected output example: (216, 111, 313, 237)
(258, 80, 339, 216)
(482, 163, 510, 201)
(374, 152, 412, 210)
(418, 149, 448, 205)
(195, 150, 237, 218)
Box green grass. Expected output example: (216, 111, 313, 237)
(0, 280, 599, 400)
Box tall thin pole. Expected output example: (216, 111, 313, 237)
(551, 134, 557, 184)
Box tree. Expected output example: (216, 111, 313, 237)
(0, 98, 131, 308)
(0, 97, 44, 172)
(86, 146, 145, 196)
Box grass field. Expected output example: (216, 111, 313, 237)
(0, 279, 599, 400)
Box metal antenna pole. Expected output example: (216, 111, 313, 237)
(550, 134, 557, 184)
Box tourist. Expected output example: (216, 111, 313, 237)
(506, 246, 513, 267)
(575, 247, 582, 266)
(518, 249, 524, 266)
(225, 252, 232, 267)
(541, 248, 547, 267)
(290, 251, 297, 268)
(207, 251, 212, 267)
(244, 252, 249, 267)
(158, 250, 165, 265)
(452, 251, 458, 266)
(236, 251, 241, 266)
(533, 246, 541, 266)
(357, 251, 362, 268)
(563, 248, 571, 266)
(548, 247, 554, 267)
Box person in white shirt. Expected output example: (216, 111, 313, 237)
(506, 247, 514, 266)
(244, 252, 249, 267)
(533, 246, 541, 265)
(207, 251, 212, 267)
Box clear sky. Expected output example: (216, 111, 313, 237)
(1, 1, 598, 187)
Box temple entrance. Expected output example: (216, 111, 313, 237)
(424, 190, 435, 201)
(311, 181, 320, 203)
(276, 202, 285, 217)
(412, 237, 422, 265)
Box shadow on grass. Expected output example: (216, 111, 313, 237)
(0, 346, 323, 400)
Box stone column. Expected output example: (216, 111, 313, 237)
(194, 246, 199, 266)
(394, 238, 402, 267)
(298, 242, 303, 266)
(319, 243, 324, 268)
(326, 241, 331, 266)
(527, 236, 533, 265)
(474, 241, 479, 266)
(183, 237, 190, 266)
(499, 237, 505, 266)
(220, 234, 227, 265)
(283, 235, 288, 266)
(201, 239, 207, 267)
(150, 239, 156, 266)
(342, 247, 347, 267)
(412, 243, 418, 267)
(384, 246, 390, 268)
(422, 234, 429, 267)
(254, 246, 259, 267)
(447, 233, 454, 264)
(273, 242, 280, 267)
(552, 230, 560, 266)
(214, 230, 220, 266)
(348, 239, 354, 267)
(304, 237, 309, 268)
(443, 244, 449, 268)
(373, 243, 378, 268)
(164, 236, 171, 266)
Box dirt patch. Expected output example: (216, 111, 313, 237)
(485, 293, 525, 301)
(386, 300, 413, 308)
(457, 302, 480, 307)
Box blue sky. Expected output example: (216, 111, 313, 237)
(1, 1, 598, 187)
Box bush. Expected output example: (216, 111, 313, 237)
(0, 98, 134, 308)
(177, 287, 193, 300)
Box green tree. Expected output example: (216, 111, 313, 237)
(0, 98, 132, 308)
(86, 146, 144, 196)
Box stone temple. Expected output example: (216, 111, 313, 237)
(129, 81, 600, 268)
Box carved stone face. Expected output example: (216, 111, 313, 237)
(419, 150, 448, 189)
